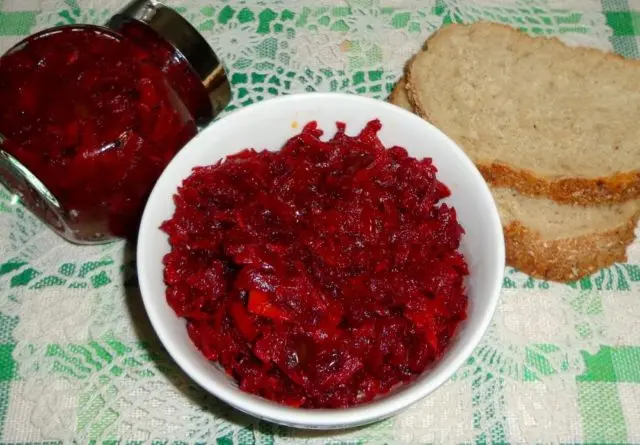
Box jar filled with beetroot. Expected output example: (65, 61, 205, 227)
(0, 0, 230, 244)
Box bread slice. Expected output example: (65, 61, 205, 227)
(389, 78, 640, 281)
(406, 22, 640, 205)
(494, 188, 639, 281)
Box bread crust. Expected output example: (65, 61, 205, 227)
(504, 210, 640, 282)
(479, 163, 640, 205)
(405, 22, 640, 205)
(388, 78, 406, 104)
(388, 52, 417, 107)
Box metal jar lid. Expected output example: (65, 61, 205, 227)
(107, 0, 231, 123)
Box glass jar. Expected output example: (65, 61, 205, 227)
(0, 0, 230, 244)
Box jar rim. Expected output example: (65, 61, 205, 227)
(107, 1, 222, 90)
(107, 0, 230, 123)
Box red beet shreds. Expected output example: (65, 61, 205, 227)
(161, 119, 469, 408)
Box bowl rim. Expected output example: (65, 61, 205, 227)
(137, 92, 505, 429)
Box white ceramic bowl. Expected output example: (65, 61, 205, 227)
(137, 92, 505, 430)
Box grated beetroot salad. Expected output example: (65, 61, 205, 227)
(161, 120, 469, 408)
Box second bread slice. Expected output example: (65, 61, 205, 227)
(493, 188, 639, 281)
(406, 22, 640, 205)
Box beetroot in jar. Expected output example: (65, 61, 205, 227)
(0, 25, 197, 242)
(110, 21, 214, 126)
(0, 2, 229, 244)
(107, 0, 231, 125)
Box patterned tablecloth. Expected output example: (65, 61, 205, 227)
(1, 0, 639, 443)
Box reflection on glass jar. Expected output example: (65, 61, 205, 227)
(0, 145, 67, 235)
